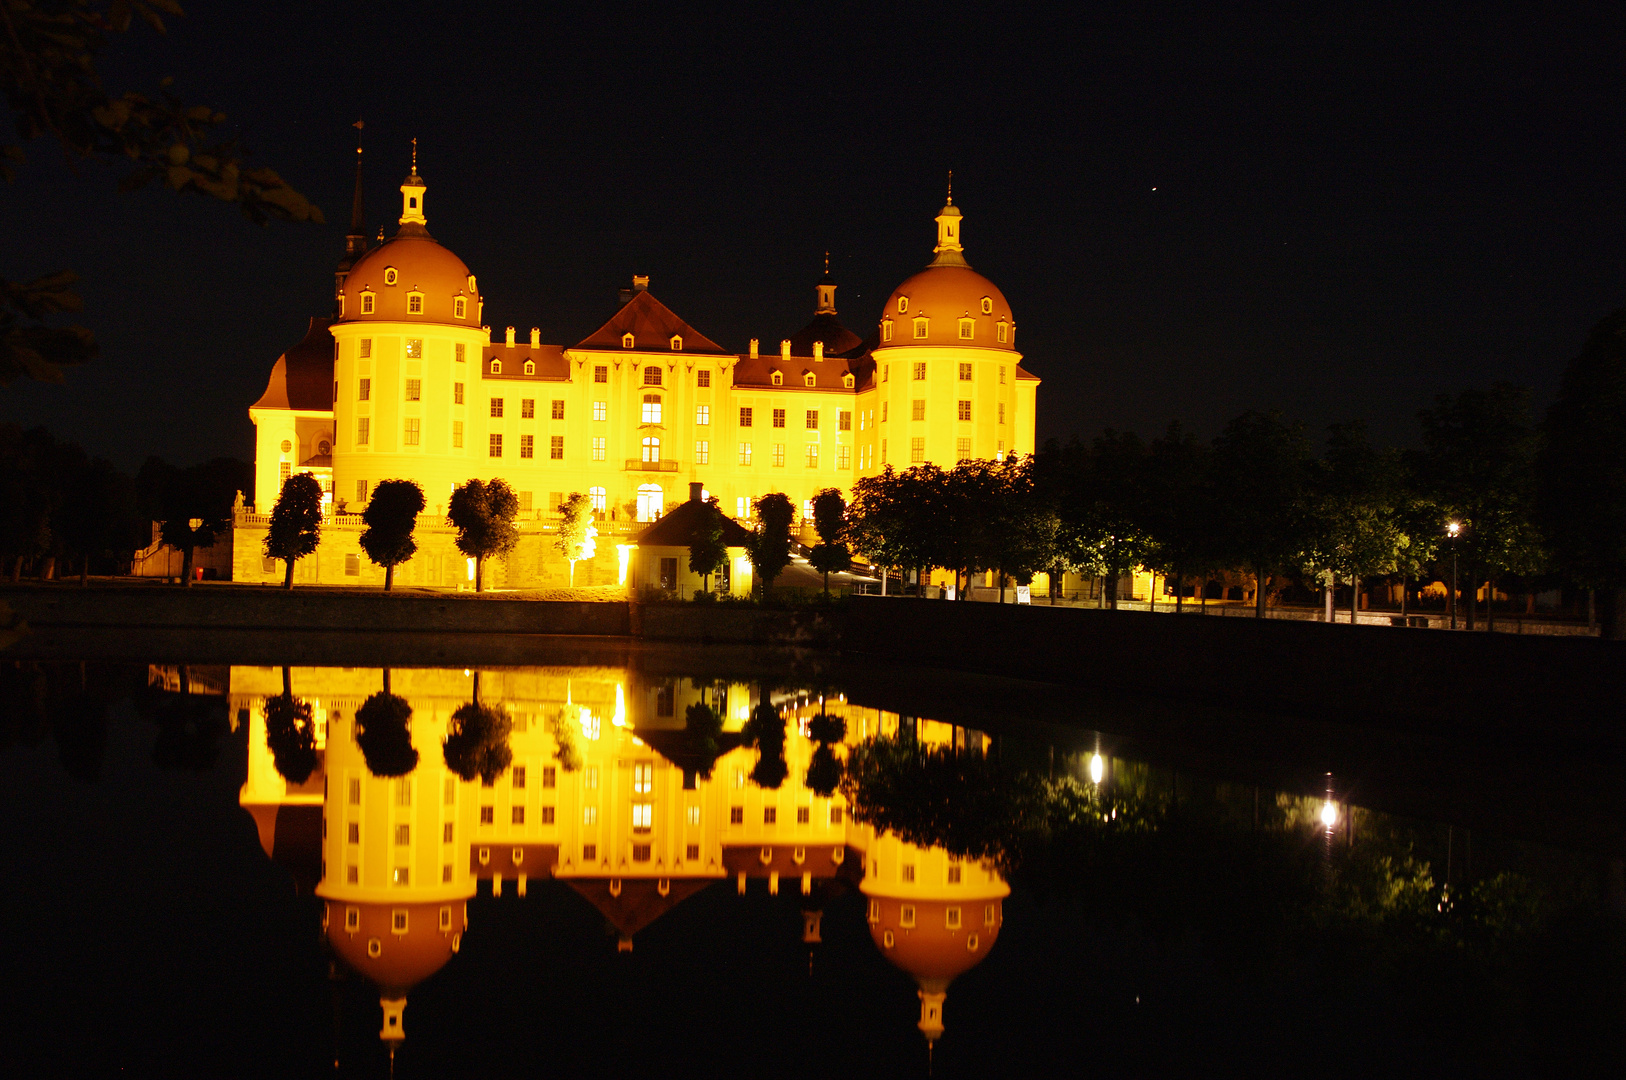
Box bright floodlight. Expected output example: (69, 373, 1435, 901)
(1446, 521, 1461, 537)
(1320, 801, 1338, 828)
(1089, 753, 1105, 785)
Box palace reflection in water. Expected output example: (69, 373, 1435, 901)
(231, 664, 1006, 1053)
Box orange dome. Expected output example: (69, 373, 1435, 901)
(325, 900, 466, 996)
(868, 897, 1002, 989)
(340, 235, 482, 327)
(882, 265, 1016, 351)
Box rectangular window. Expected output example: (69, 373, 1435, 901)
(643, 367, 662, 386)
(347, 822, 359, 844)
(958, 400, 971, 421)
(632, 844, 651, 862)
(806, 410, 819, 430)
(550, 435, 563, 460)
(585, 766, 599, 790)
(442, 864, 452, 882)
(999, 365, 1006, 384)
(356, 480, 369, 503)
(522, 398, 535, 419)
(583, 843, 597, 860)
(881, 402, 888, 423)
(957, 437, 971, 461)
(542, 805, 555, 824)
(519, 434, 534, 459)
(590, 487, 606, 513)
(697, 370, 711, 387)
(948, 863, 962, 884)
(771, 444, 785, 467)
(406, 339, 423, 359)
(345, 553, 360, 575)
(730, 806, 744, 824)
(839, 410, 852, 431)
(357, 417, 370, 445)
(764, 807, 777, 825)
(805, 444, 818, 468)
(736, 496, 748, 517)
(595, 365, 608, 383)
(686, 805, 701, 826)
(959, 362, 973, 381)
(583, 805, 598, 825)
(772, 408, 786, 428)
(359, 378, 371, 401)
(686, 842, 700, 860)
(511, 805, 525, 824)
(542, 766, 556, 789)
(480, 805, 495, 824)
(903, 865, 917, 884)
(490, 398, 504, 418)
(999, 402, 1006, 424)
(393, 867, 410, 885)
(632, 763, 653, 794)
(738, 442, 752, 466)
(452, 421, 464, 448)
(510, 765, 526, 789)
(695, 440, 710, 464)
(454, 382, 464, 404)
(911, 437, 925, 463)
(882, 438, 887, 464)
(959, 319, 974, 340)
(914, 319, 929, 339)
(456, 343, 466, 363)
(551, 399, 565, 420)
(489, 433, 503, 457)
(642, 395, 662, 424)
(346, 865, 359, 884)
(740, 407, 753, 427)
(592, 437, 606, 461)
(405, 379, 421, 401)
(913, 362, 927, 380)
(912, 399, 926, 421)
(696, 404, 710, 425)
(520, 491, 534, 512)
(631, 803, 653, 830)
(443, 822, 454, 843)
(593, 401, 607, 421)
(408, 294, 423, 314)
(403, 418, 420, 445)
(830, 806, 844, 824)
(361, 338, 373, 358)
(796, 806, 810, 824)
(838, 445, 851, 469)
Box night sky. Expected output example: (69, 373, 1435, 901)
(5, 2, 1625, 471)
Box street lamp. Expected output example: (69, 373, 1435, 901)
(1446, 522, 1462, 630)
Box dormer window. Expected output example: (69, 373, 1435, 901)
(913, 317, 929, 339)
(490, 359, 502, 374)
(770, 371, 783, 386)
(803, 371, 816, 388)
(455, 297, 467, 318)
(360, 292, 375, 315)
(384, 267, 398, 286)
(407, 292, 424, 315)
(842, 373, 855, 389)
(622, 332, 636, 349)
(897, 296, 909, 314)
(981, 297, 993, 315)
(670, 335, 683, 351)
(467, 275, 477, 292)
(998, 320, 1009, 344)
(958, 318, 974, 340)
(882, 318, 893, 342)
(524, 360, 535, 375)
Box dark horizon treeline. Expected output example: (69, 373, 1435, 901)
(0, 424, 251, 583)
(845, 305, 1626, 637)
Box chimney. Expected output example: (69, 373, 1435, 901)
(689, 482, 705, 503)
(780, 339, 791, 361)
(530, 327, 540, 348)
(813, 341, 824, 362)
(749, 338, 759, 359)
(504, 326, 516, 347)
(633, 275, 649, 292)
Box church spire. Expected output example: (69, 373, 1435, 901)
(929, 173, 969, 269)
(344, 121, 366, 257)
(815, 252, 837, 314)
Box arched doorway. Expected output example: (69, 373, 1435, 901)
(636, 484, 663, 522)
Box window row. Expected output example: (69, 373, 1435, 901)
(883, 362, 1009, 384)
(879, 315, 1011, 343)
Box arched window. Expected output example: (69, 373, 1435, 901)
(490, 359, 502, 374)
(589, 486, 607, 514)
(643, 366, 662, 386)
(636, 483, 663, 522)
(641, 436, 661, 463)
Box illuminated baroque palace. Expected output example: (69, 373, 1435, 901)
(238, 148, 1038, 588)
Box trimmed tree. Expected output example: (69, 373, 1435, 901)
(264, 472, 323, 589)
(146, 456, 245, 586)
(747, 492, 795, 599)
(808, 487, 852, 597)
(354, 678, 419, 778)
(263, 666, 317, 784)
(688, 497, 729, 594)
(359, 479, 425, 590)
(443, 702, 513, 784)
(448, 478, 520, 592)
(555, 491, 596, 586)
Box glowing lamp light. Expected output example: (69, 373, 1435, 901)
(616, 544, 632, 586)
(1088, 753, 1105, 785)
(465, 558, 476, 581)
(1446, 521, 1462, 538)
(1320, 801, 1339, 828)
(612, 683, 626, 727)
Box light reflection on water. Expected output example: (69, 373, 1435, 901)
(1, 655, 1622, 1077)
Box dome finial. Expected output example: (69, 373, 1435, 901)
(398, 141, 427, 230)
(947, 169, 953, 206)
(410, 136, 418, 174)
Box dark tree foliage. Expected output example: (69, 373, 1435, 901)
(0, 425, 60, 579)
(687, 498, 728, 592)
(447, 478, 520, 592)
(678, 701, 725, 779)
(741, 700, 787, 789)
(55, 451, 140, 580)
(747, 492, 795, 597)
(353, 692, 418, 777)
(546, 707, 584, 772)
(806, 713, 846, 745)
(359, 479, 425, 590)
(849, 464, 951, 590)
(805, 743, 843, 798)
(808, 487, 853, 596)
(139, 455, 249, 585)
(1538, 308, 1626, 637)
(1032, 433, 1156, 607)
(264, 472, 323, 588)
(443, 702, 513, 784)
(1207, 411, 1317, 617)
(2, 0, 322, 385)
(0, 662, 49, 749)
(262, 692, 317, 784)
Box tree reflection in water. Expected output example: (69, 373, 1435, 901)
(742, 699, 788, 789)
(353, 683, 418, 779)
(443, 673, 513, 784)
(262, 666, 316, 784)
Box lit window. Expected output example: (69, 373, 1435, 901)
(357, 418, 370, 445)
(670, 335, 683, 351)
(455, 297, 467, 318)
(359, 378, 371, 401)
(736, 496, 748, 517)
(550, 435, 563, 460)
(622, 332, 635, 349)
(642, 436, 661, 462)
(407, 292, 423, 314)
(520, 434, 534, 459)
(452, 421, 463, 448)
(696, 404, 710, 425)
(522, 398, 535, 419)
(592, 437, 605, 461)
(882, 318, 893, 342)
(644, 366, 662, 386)
(406, 339, 423, 359)
(595, 365, 608, 382)
(361, 292, 375, 314)
(738, 443, 752, 466)
(959, 318, 974, 339)
(686, 805, 701, 825)
(405, 379, 421, 401)
(551, 399, 565, 420)
(912, 399, 926, 421)
(642, 395, 663, 424)
(633, 763, 653, 794)
(632, 803, 653, 830)
(805, 445, 818, 468)
(695, 440, 710, 464)
(490, 398, 504, 418)
(384, 267, 398, 286)
(593, 401, 607, 421)
(589, 487, 606, 512)
(489, 434, 503, 457)
(393, 867, 410, 885)
(583, 805, 598, 825)
(771, 444, 785, 467)
(360, 339, 373, 358)
(586, 767, 599, 789)
(958, 400, 971, 421)
(956, 437, 970, 461)
(910, 437, 924, 463)
(490, 359, 502, 374)
(913, 318, 928, 339)
(806, 410, 819, 430)
(403, 418, 420, 445)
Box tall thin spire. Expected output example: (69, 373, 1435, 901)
(334, 120, 369, 307)
(947, 169, 953, 205)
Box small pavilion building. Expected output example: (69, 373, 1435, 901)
(624, 482, 755, 598)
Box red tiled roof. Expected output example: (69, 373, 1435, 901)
(632, 498, 754, 547)
(730, 352, 874, 392)
(564, 877, 715, 937)
(575, 289, 731, 355)
(480, 343, 569, 380)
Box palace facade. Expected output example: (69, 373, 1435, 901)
(242, 150, 1039, 587)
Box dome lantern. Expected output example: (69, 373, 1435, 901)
(399, 138, 427, 228)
